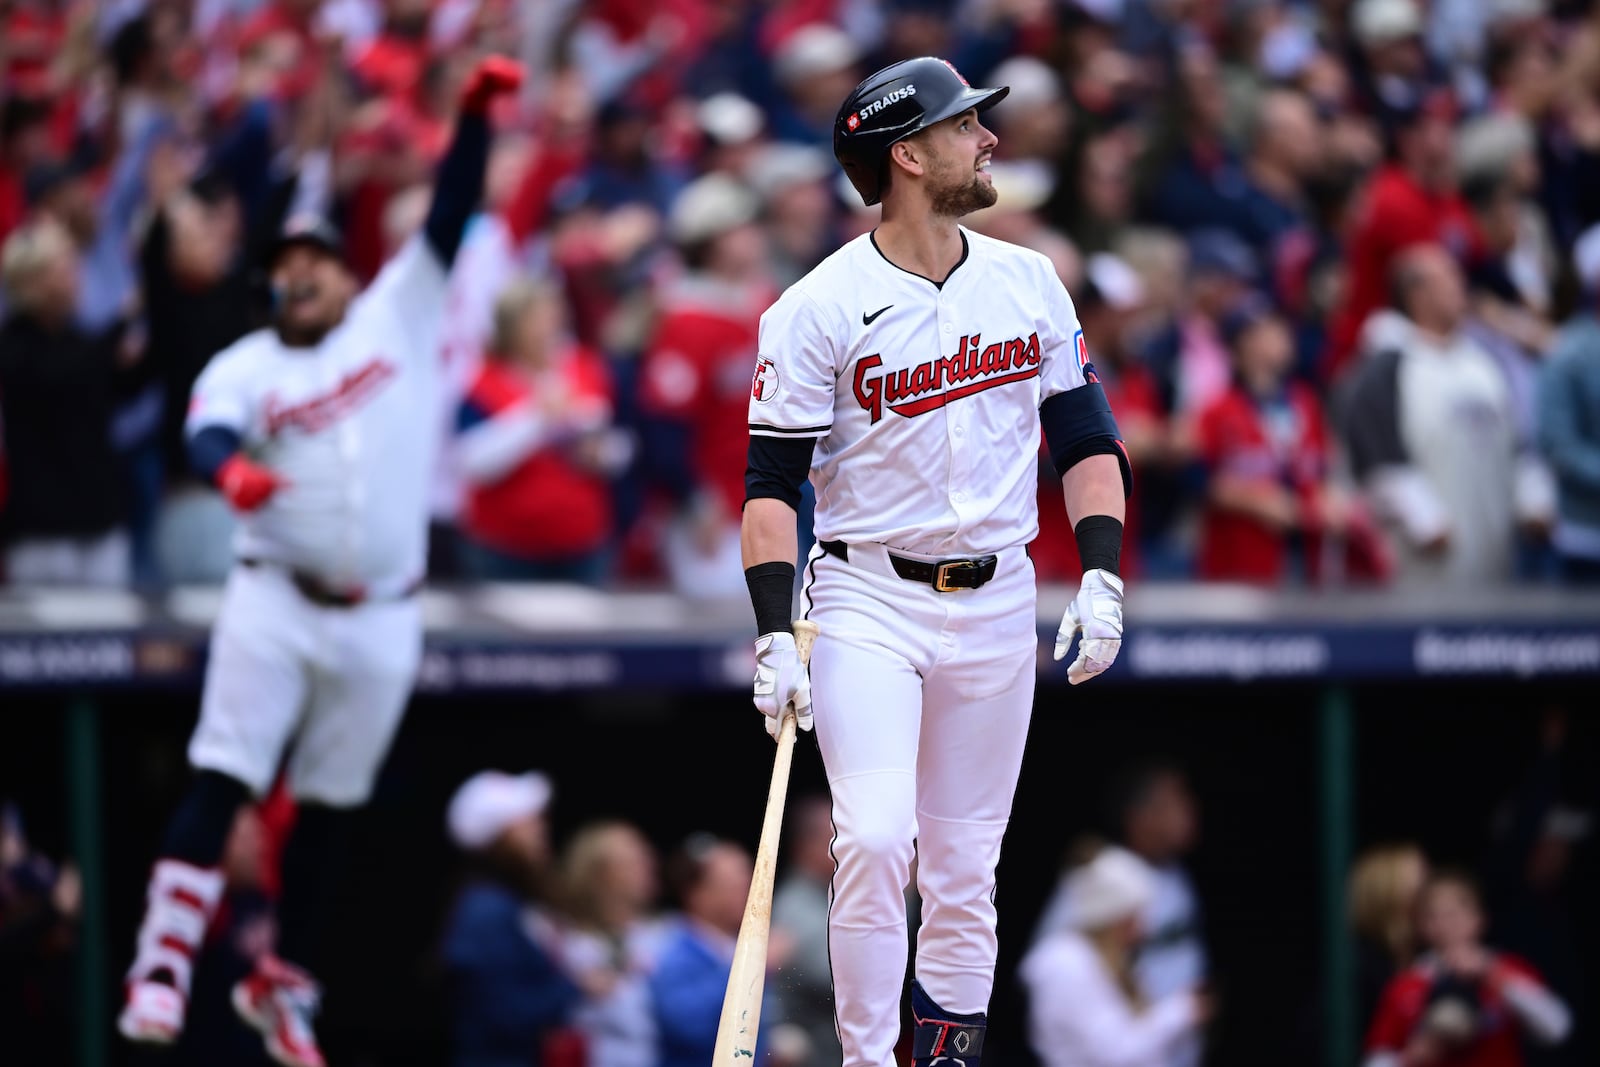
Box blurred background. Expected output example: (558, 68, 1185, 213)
(1, 0, 1599, 1065)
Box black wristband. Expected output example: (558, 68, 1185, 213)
(745, 562, 796, 636)
(1074, 515, 1124, 577)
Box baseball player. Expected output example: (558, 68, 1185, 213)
(116, 56, 525, 1067)
(741, 58, 1131, 1067)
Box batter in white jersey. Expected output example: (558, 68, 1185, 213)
(118, 58, 525, 1067)
(741, 58, 1132, 1067)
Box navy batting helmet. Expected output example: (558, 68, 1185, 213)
(833, 57, 1009, 207)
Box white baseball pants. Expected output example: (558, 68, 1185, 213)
(799, 541, 1038, 1067)
(187, 563, 422, 806)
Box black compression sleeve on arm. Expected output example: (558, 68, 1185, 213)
(746, 562, 796, 636)
(423, 111, 490, 267)
(745, 435, 816, 510)
(1074, 515, 1124, 576)
(1040, 383, 1133, 497)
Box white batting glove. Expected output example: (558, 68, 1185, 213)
(753, 632, 814, 739)
(1054, 569, 1125, 685)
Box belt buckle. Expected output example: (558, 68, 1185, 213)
(934, 559, 979, 592)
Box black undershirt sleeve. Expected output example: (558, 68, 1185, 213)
(744, 435, 817, 510)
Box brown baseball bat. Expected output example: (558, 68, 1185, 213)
(710, 619, 820, 1065)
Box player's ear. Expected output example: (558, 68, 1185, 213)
(889, 139, 925, 180)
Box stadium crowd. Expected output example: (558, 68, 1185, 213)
(3, 0, 1600, 593)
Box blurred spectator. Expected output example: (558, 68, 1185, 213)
(1483, 710, 1592, 1067)
(987, 57, 1072, 169)
(1456, 126, 1559, 578)
(768, 24, 863, 148)
(142, 166, 266, 584)
(1034, 760, 1208, 1067)
(770, 795, 841, 1067)
(1195, 295, 1386, 584)
(1144, 37, 1249, 240)
(456, 279, 624, 584)
(1238, 88, 1325, 312)
(1061, 127, 1141, 256)
(1325, 89, 1479, 379)
(1033, 250, 1164, 581)
(1144, 228, 1259, 422)
(1349, 0, 1440, 122)
(1349, 843, 1430, 1032)
(442, 771, 583, 1067)
(638, 173, 776, 598)
(744, 143, 838, 289)
(1363, 871, 1571, 1067)
(650, 834, 771, 1067)
(1339, 244, 1521, 585)
(0, 220, 136, 586)
(0, 802, 79, 1067)
(1537, 225, 1600, 584)
(561, 821, 665, 1067)
(1020, 845, 1210, 1067)
(576, 97, 685, 217)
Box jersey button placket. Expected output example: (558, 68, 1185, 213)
(338, 419, 360, 583)
(940, 295, 972, 538)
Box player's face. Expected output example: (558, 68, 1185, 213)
(271, 245, 357, 344)
(920, 109, 999, 219)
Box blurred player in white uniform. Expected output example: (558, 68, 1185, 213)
(740, 58, 1132, 1067)
(117, 56, 525, 1067)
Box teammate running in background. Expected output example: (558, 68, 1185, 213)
(116, 56, 525, 1067)
(741, 57, 1132, 1067)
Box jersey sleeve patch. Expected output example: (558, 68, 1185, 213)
(750, 356, 780, 404)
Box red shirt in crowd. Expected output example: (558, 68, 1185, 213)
(460, 351, 614, 560)
(638, 278, 772, 516)
(1324, 163, 1479, 379)
(1366, 955, 1552, 1067)
(1195, 381, 1330, 583)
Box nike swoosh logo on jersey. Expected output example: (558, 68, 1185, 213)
(862, 305, 893, 325)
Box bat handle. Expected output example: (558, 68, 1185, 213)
(792, 619, 820, 667)
(779, 620, 820, 739)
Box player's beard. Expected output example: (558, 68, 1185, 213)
(927, 154, 998, 219)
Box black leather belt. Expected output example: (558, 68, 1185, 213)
(240, 558, 420, 608)
(819, 540, 998, 592)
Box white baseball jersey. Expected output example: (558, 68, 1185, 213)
(749, 227, 1089, 555)
(187, 236, 448, 591)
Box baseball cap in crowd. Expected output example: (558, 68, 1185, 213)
(1063, 846, 1155, 931)
(985, 57, 1063, 112)
(1187, 227, 1258, 284)
(1454, 113, 1535, 189)
(744, 143, 834, 201)
(668, 173, 761, 246)
(774, 23, 862, 86)
(1352, 0, 1423, 47)
(446, 771, 552, 851)
(1084, 251, 1145, 311)
(697, 92, 765, 147)
(267, 213, 345, 268)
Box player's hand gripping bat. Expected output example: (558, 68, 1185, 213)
(711, 619, 819, 1064)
